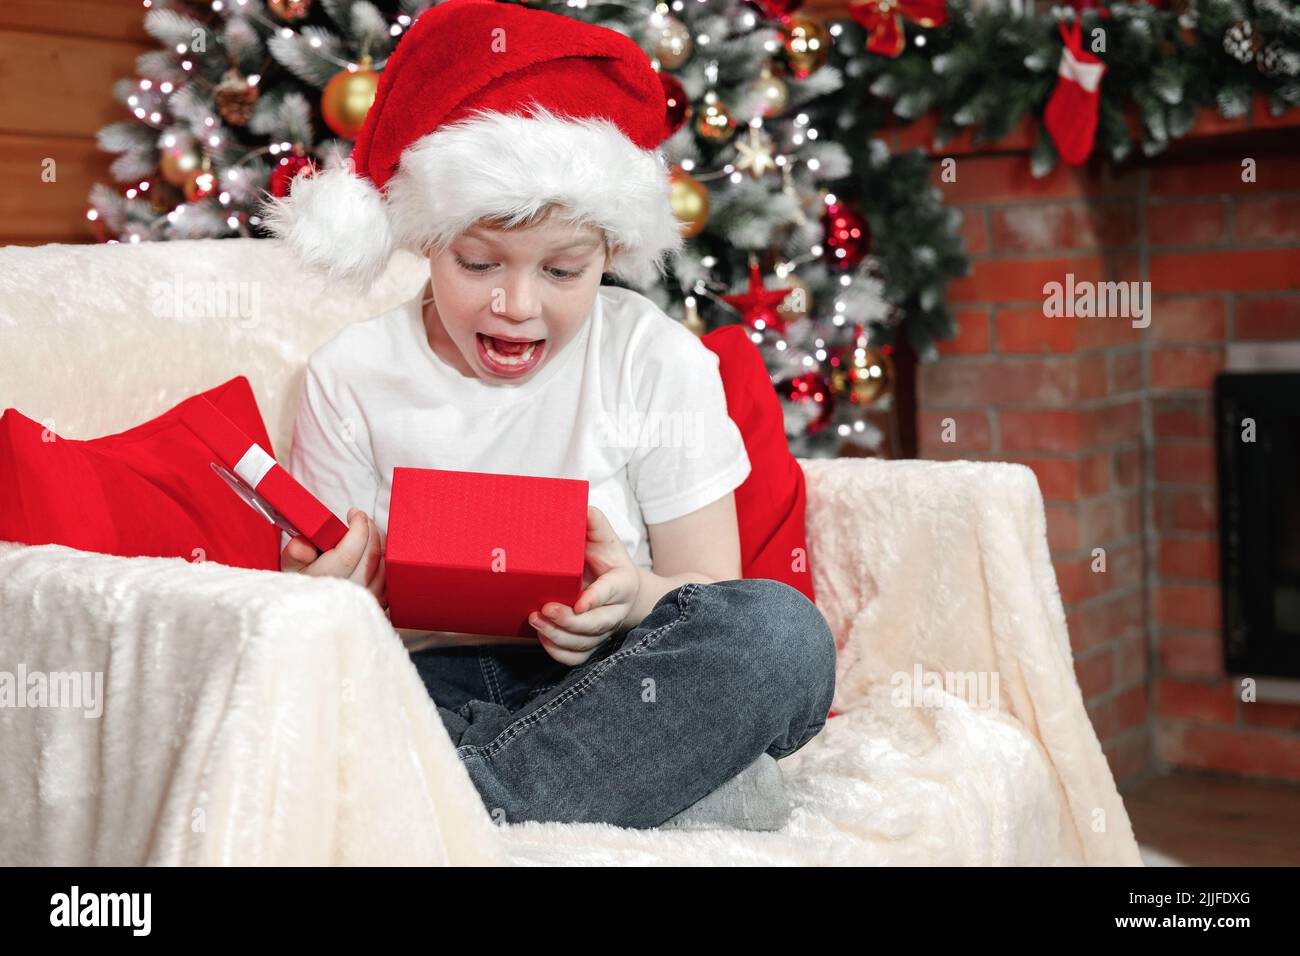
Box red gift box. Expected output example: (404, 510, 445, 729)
(385, 467, 588, 637)
(180, 397, 348, 552)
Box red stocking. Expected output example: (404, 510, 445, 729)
(1043, 19, 1106, 166)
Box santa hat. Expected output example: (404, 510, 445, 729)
(261, 0, 684, 292)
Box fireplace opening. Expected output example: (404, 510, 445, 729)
(1216, 371, 1300, 680)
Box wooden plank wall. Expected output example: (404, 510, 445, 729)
(0, 1, 152, 246)
(0, 0, 851, 248)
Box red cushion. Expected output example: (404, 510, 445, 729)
(701, 325, 816, 605)
(0, 376, 280, 570)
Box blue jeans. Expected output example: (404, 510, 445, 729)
(409, 578, 836, 829)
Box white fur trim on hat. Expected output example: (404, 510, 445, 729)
(263, 104, 683, 291)
(260, 157, 395, 292)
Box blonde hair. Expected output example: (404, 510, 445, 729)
(434, 202, 615, 268)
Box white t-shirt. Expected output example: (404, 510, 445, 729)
(285, 279, 751, 644)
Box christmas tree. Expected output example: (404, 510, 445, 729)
(91, 0, 907, 459)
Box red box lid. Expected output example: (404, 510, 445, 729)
(386, 467, 587, 574)
(180, 397, 348, 552)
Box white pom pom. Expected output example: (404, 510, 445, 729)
(260, 159, 395, 292)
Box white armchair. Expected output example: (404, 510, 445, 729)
(0, 238, 1142, 865)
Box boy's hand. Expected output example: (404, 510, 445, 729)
(529, 506, 640, 667)
(280, 507, 387, 610)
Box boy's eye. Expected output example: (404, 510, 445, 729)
(454, 255, 584, 281)
(546, 266, 584, 281)
(454, 256, 494, 274)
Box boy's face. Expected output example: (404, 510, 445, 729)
(423, 214, 610, 384)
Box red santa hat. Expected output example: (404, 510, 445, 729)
(261, 0, 683, 291)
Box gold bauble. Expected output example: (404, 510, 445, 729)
(322, 56, 379, 139)
(830, 342, 894, 406)
(668, 166, 709, 239)
(783, 16, 830, 80)
(747, 63, 789, 118)
(776, 274, 812, 321)
(652, 13, 693, 69)
(268, 0, 311, 22)
(159, 143, 201, 187)
(694, 91, 736, 144)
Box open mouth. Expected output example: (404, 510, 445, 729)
(476, 332, 546, 377)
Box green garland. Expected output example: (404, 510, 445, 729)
(816, 0, 1299, 356)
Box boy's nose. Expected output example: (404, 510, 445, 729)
(492, 272, 542, 322)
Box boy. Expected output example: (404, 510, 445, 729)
(265, 0, 834, 829)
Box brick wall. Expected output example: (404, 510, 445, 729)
(879, 104, 1300, 788)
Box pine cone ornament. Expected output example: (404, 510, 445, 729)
(214, 71, 259, 127)
(1256, 41, 1298, 78)
(1223, 20, 1261, 64)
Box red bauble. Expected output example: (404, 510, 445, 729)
(821, 196, 871, 270)
(659, 72, 691, 140)
(270, 151, 317, 198)
(780, 371, 835, 434)
(721, 262, 792, 334)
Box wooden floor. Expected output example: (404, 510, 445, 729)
(1122, 770, 1300, 866)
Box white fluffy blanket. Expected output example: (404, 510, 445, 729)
(0, 458, 1141, 866)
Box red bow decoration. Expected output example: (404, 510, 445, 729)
(848, 0, 948, 58)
